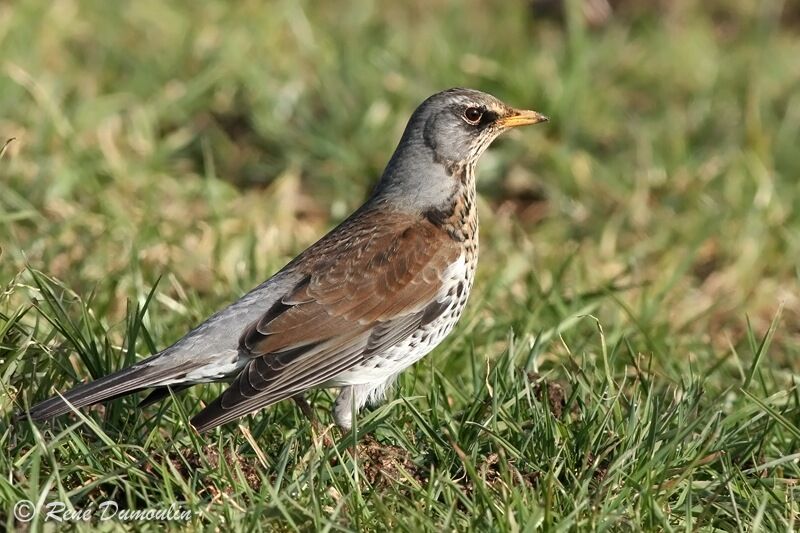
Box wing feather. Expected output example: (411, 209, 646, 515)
(191, 209, 461, 432)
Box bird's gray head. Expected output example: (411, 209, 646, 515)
(374, 88, 548, 210)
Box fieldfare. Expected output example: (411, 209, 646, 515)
(24, 88, 548, 432)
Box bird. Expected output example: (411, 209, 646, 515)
(22, 88, 548, 433)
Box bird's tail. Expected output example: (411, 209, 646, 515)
(22, 358, 192, 422)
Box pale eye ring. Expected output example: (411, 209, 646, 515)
(463, 106, 483, 124)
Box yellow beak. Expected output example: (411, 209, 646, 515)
(498, 109, 549, 128)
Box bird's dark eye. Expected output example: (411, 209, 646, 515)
(463, 106, 483, 124)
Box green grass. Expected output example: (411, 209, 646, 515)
(2, 0, 799, 530)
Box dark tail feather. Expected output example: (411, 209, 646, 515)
(22, 361, 190, 422)
(138, 384, 193, 408)
(190, 394, 229, 433)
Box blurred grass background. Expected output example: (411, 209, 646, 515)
(1, 0, 799, 530)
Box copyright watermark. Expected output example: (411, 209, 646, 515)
(13, 500, 35, 522)
(13, 499, 192, 523)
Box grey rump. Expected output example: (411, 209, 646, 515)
(24, 88, 547, 432)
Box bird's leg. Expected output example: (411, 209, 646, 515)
(293, 394, 333, 448)
(292, 393, 316, 423)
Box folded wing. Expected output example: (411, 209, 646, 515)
(191, 209, 460, 431)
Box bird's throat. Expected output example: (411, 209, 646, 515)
(422, 164, 478, 244)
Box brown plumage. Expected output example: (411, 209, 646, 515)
(192, 208, 462, 430)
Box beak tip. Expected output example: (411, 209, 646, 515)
(500, 109, 550, 128)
